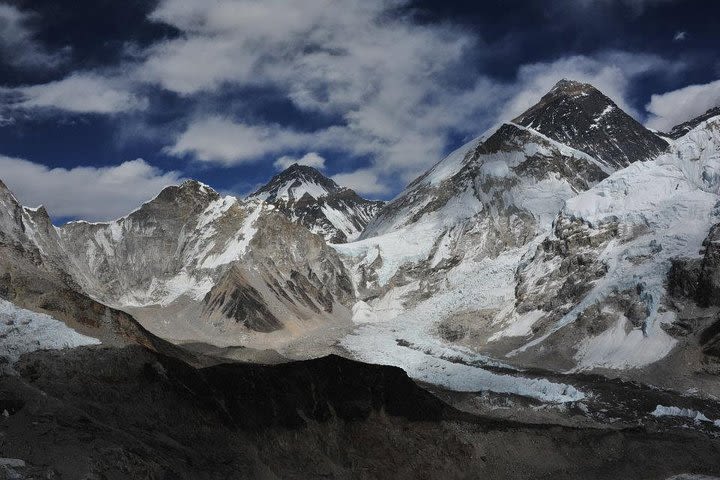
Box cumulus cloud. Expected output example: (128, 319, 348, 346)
(0, 0, 695, 200)
(164, 49, 683, 188)
(164, 116, 313, 165)
(500, 52, 686, 122)
(645, 79, 720, 131)
(0, 4, 66, 69)
(274, 152, 326, 171)
(12, 74, 147, 114)
(147, 0, 685, 186)
(146, 0, 495, 181)
(0, 156, 184, 221)
(332, 168, 391, 197)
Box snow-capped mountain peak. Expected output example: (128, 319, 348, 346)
(250, 164, 340, 202)
(249, 164, 384, 243)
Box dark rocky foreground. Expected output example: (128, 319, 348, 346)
(1, 345, 720, 479)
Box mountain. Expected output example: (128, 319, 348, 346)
(663, 105, 720, 139)
(56, 179, 354, 356)
(249, 164, 384, 243)
(0, 179, 194, 362)
(1, 79, 719, 395)
(336, 81, 720, 395)
(509, 111, 720, 375)
(361, 79, 666, 241)
(3, 79, 720, 478)
(512, 79, 669, 168)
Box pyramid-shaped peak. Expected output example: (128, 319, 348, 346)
(512, 79, 668, 169)
(278, 163, 336, 183)
(250, 163, 341, 201)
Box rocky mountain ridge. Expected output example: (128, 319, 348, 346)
(513, 79, 669, 168)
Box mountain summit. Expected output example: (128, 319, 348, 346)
(251, 164, 341, 202)
(249, 164, 383, 243)
(513, 79, 669, 169)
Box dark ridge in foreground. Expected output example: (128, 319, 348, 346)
(2, 345, 720, 479)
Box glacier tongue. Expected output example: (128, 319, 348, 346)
(0, 298, 100, 366)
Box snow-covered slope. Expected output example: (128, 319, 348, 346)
(509, 113, 720, 370)
(333, 82, 719, 384)
(347, 120, 612, 293)
(360, 80, 653, 240)
(59, 181, 259, 308)
(249, 164, 383, 243)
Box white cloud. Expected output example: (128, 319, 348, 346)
(274, 152, 326, 171)
(645, 79, 720, 131)
(146, 0, 491, 180)
(165, 50, 683, 188)
(673, 31, 687, 41)
(0, 156, 184, 221)
(164, 116, 311, 165)
(332, 168, 390, 197)
(500, 52, 685, 122)
(0, 0, 693, 199)
(146, 1, 685, 186)
(0, 4, 66, 69)
(13, 74, 147, 114)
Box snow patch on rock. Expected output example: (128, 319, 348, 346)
(573, 314, 677, 370)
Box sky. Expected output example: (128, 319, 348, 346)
(0, 0, 718, 222)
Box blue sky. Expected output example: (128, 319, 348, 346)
(0, 0, 719, 222)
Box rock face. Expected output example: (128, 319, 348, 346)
(3, 344, 720, 479)
(56, 181, 355, 347)
(197, 211, 354, 339)
(513, 79, 669, 169)
(698, 224, 720, 307)
(669, 223, 720, 308)
(250, 164, 383, 243)
(0, 180, 191, 361)
(667, 223, 720, 362)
